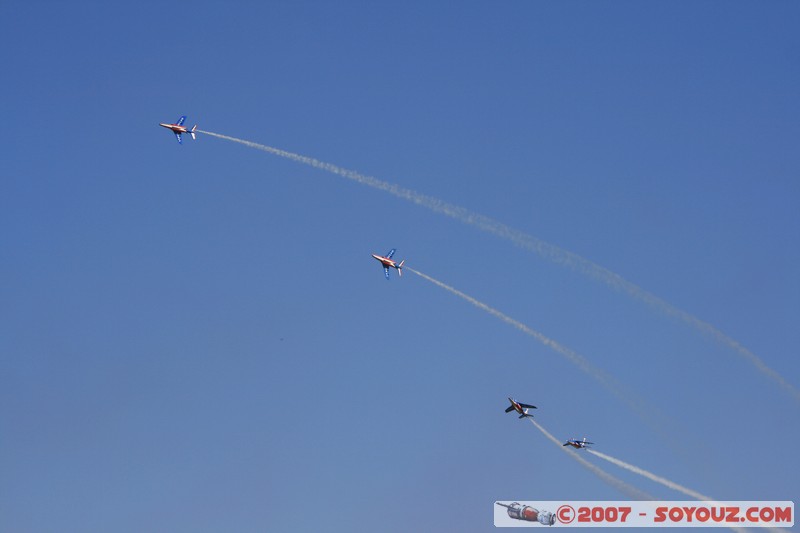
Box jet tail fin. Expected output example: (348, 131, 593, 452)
(397, 259, 405, 276)
(190, 125, 197, 140)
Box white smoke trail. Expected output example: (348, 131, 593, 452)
(528, 419, 653, 500)
(197, 130, 798, 403)
(586, 449, 759, 533)
(538, 426, 758, 533)
(405, 266, 667, 437)
(587, 449, 712, 500)
(406, 268, 614, 384)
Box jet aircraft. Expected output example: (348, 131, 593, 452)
(504, 397, 537, 419)
(159, 115, 197, 144)
(563, 437, 594, 449)
(372, 248, 405, 280)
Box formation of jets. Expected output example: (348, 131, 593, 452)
(160, 115, 197, 144)
(160, 118, 595, 452)
(365, 251, 598, 446)
(504, 398, 596, 448)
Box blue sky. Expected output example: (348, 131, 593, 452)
(1, 2, 798, 531)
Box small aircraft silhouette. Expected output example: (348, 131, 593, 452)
(159, 115, 197, 144)
(504, 397, 537, 419)
(563, 437, 594, 449)
(372, 248, 405, 280)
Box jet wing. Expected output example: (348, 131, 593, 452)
(384, 266, 390, 280)
(174, 132, 183, 144)
(505, 405, 515, 413)
(176, 115, 187, 126)
(386, 248, 396, 259)
(518, 403, 537, 409)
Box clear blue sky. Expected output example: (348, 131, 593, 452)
(1, 2, 798, 531)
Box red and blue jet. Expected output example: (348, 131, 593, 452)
(505, 397, 537, 419)
(563, 437, 594, 449)
(159, 115, 197, 144)
(372, 248, 405, 280)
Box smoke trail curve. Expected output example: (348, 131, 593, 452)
(406, 268, 620, 391)
(405, 266, 684, 448)
(587, 449, 712, 500)
(197, 130, 797, 403)
(528, 419, 653, 500)
(537, 424, 758, 533)
(586, 450, 783, 532)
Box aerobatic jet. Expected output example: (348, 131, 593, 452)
(372, 248, 405, 280)
(563, 437, 594, 449)
(159, 115, 197, 144)
(504, 397, 537, 419)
